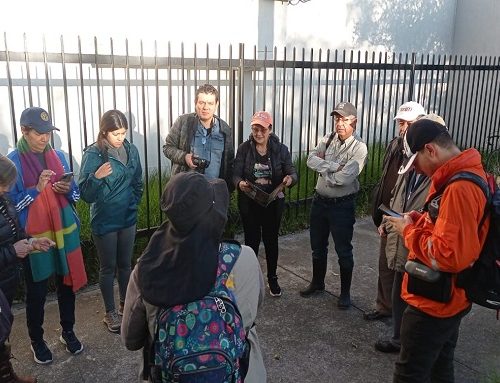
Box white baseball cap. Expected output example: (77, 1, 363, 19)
(394, 101, 426, 122)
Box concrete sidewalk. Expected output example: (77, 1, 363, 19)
(9, 217, 500, 382)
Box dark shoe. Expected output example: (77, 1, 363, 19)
(30, 341, 53, 365)
(337, 293, 351, 309)
(103, 310, 121, 333)
(59, 330, 84, 355)
(268, 277, 282, 297)
(299, 282, 325, 297)
(337, 269, 352, 309)
(0, 345, 38, 382)
(374, 339, 400, 353)
(363, 309, 391, 321)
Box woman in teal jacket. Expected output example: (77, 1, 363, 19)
(78, 110, 143, 333)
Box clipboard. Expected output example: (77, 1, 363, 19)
(243, 181, 286, 207)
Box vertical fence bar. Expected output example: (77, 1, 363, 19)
(442, 55, 453, 123)
(451, 55, 464, 144)
(321, 49, 330, 139)
(139, 40, 150, 229)
(94, 37, 102, 119)
(4, 33, 18, 142)
(372, 51, 383, 180)
(77, 36, 89, 149)
(41, 36, 53, 118)
(365, 51, 375, 179)
(287, 46, 297, 216)
(167, 42, 173, 128)
(228, 44, 235, 144)
(384, 52, 396, 144)
(437, 54, 446, 115)
(272, 46, 277, 126)
(469, 56, 482, 148)
(23, 33, 33, 107)
(180, 43, 186, 114)
(194, 43, 198, 91)
(262, 46, 268, 111)
(110, 38, 116, 110)
(154, 40, 163, 214)
(216, 44, 221, 117)
(252, 45, 257, 113)
(206, 43, 209, 85)
(125, 39, 133, 144)
(280, 47, 287, 141)
(461, 56, 475, 148)
(238, 43, 244, 146)
(60, 35, 74, 170)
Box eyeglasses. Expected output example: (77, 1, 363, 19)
(334, 116, 353, 125)
(251, 126, 269, 134)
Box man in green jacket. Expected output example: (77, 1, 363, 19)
(163, 84, 235, 192)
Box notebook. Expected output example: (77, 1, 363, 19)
(243, 181, 286, 208)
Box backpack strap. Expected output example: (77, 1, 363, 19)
(325, 132, 336, 151)
(424, 171, 491, 229)
(209, 240, 242, 298)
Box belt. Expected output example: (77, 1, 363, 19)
(313, 191, 357, 204)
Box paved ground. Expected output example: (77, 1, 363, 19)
(8, 216, 500, 382)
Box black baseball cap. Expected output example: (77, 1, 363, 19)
(398, 114, 448, 174)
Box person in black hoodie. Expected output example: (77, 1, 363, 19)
(0, 154, 53, 383)
(233, 111, 298, 297)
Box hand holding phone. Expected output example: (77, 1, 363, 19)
(59, 172, 74, 182)
(378, 203, 403, 218)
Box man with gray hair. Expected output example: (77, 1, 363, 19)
(300, 101, 368, 309)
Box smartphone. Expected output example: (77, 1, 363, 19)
(378, 203, 403, 218)
(59, 171, 74, 182)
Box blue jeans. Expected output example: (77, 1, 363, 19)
(23, 260, 75, 343)
(394, 305, 470, 383)
(309, 194, 356, 271)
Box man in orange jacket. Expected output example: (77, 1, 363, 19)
(385, 118, 489, 382)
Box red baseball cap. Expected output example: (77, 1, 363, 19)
(251, 111, 273, 128)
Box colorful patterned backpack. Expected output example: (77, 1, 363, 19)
(150, 241, 247, 383)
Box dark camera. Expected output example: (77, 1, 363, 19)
(192, 156, 210, 174)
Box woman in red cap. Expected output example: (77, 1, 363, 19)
(233, 111, 297, 297)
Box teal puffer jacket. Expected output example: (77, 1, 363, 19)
(78, 140, 143, 236)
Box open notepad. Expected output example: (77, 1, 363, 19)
(243, 181, 286, 208)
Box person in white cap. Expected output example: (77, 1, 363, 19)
(365, 101, 426, 322)
(374, 116, 447, 354)
(385, 117, 489, 382)
(300, 101, 368, 310)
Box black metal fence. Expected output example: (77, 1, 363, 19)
(1, 35, 499, 231)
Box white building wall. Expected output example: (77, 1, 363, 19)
(452, 0, 500, 55)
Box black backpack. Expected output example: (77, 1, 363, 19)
(425, 171, 500, 317)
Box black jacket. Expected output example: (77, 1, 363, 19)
(0, 196, 27, 302)
(371, 136, 405, 227)
(233, 133, 298, 206)
(163, 113, 235, 193)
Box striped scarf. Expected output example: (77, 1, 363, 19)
(17, 137, 87, 291)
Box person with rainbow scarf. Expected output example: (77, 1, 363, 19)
(7, 107, 87, 365)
